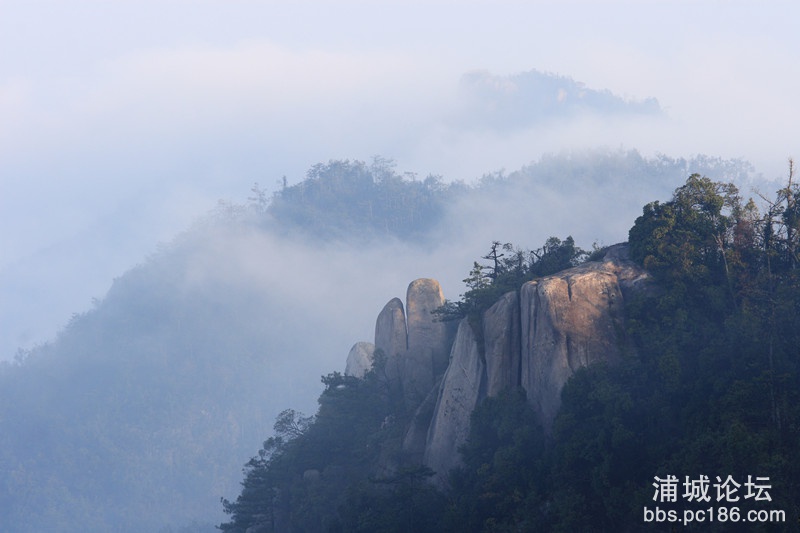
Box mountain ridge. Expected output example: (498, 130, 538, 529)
(219, 171, 800, 532)
(0, 150, 765, 532)
(346, 243, 647, 486)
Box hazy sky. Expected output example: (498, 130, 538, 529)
(2, 0, 800, 358)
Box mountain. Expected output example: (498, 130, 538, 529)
(423, 244, 648, 484)
(0, 151, 762, 532)
(454, 69, 661, 131)
(217, 243, 648, 531)
(220, 174, 800, 532)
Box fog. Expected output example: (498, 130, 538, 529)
(4, 3, 799, 529)
(3, 1, 800, 360)
(128, 150, 747, 423)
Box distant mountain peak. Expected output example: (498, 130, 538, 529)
(455, 68, 661, 131)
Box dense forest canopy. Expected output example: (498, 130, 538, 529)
(220, 169, 800, 532)
(259, 158, 463, 241)
(231, 150, 755, 244)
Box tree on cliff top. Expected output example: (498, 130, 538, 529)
(434, 236, 589, 342)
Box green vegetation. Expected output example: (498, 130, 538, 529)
(444, 389, 547, 531)
(222, 170, 800, 532)
(253, 157, 464, 241)
(434, 237, 589, 344)
(537, 171, 800, 531)
(0, 151, 767, 532)
(219, 355, 446, 533)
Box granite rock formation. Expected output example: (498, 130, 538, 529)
(483, 290, 521, 398)
(423, 319, 484, 484)
(403, 278, 451, 404)
(344, 341, 375, 378)
(374, 297, 407, 359)
(346, 244, 647, 485)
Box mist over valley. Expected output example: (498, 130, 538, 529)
(0, 150, 765, 531)
(3, 2, 800, 530)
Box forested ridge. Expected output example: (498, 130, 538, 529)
(258, 158, 462, 241)
(221, 170, 800, 532)
(0, 150, 769, 532)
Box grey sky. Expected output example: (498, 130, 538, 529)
(2, 0, 800, 358)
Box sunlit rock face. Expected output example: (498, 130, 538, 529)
(349, 246, 647, 484)
(520, 264, 625, 427)
(402, 278, 451, 405)
(344, 342, 375, 378)
(519, 243, 645, 428)
(421, 244, 645, 482)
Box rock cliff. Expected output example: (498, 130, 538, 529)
(346, 243, 647, 484)
(374, 297, 407, 359)
(404, 279, 452, 404)
(520, 264, 624, 426)
(369, 280, 456, 409)
(483, 290, 521, 398)
(423, 319, 484, 482)
(364, 279, 458, 470)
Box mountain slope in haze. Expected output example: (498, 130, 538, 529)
(0, 150, 757, 532)
(455, 69, 661, 131)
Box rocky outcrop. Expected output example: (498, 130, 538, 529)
(403, 279, 451, 404)
(520, 263, 626, 427)
(423, 319, 484, 484)
(374, 297, 407, 359)
(483, 291, 521, 398)
(423, 244, 644, 481)
(351, 280, 458, 475)
(401, 377, 443, 467)
(355, 279, 457, 409)
(345, 244, 648, 485)
(344, 342, 375, 378)
(374, 297, 408, 390)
